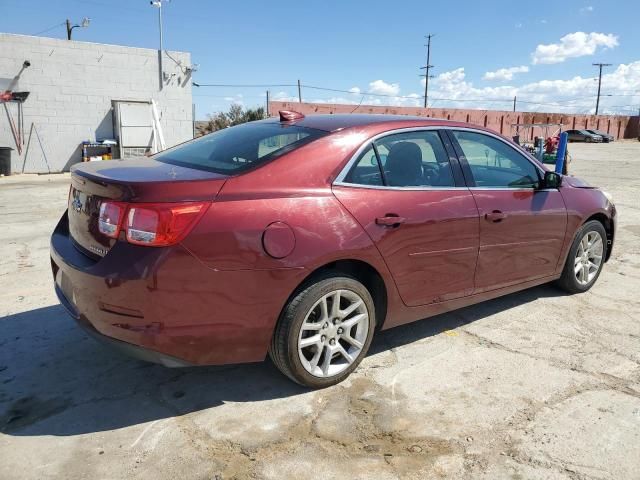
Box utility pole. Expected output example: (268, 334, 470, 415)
(297, 79, 302, 103)
(593, 63, 612, 115)
(513, 96, 517, 112)
(420, 34, 435, 108)
(192, 103, 195, 138)
(266, 90, 270, 116)
(151, 1, 166, 91)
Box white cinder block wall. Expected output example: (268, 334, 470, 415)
(0, 33, 193, 173)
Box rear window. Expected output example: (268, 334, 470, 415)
(155, 122, 327, 174)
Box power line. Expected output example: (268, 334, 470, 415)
(193, 82, 297, 88)
(192, 81, 636, 113)
(303, 84, 421, 100)
(32, 22, 66, 36)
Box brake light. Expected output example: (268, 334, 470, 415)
(98, 202, 126, 238)
(126, 202, 208, 246)
(97, 201, 208, 246)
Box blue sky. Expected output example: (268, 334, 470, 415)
(2, 0, 639, 118)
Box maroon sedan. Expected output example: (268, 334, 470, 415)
(51, 112, 616, 388)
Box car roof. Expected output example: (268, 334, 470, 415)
(263, 113, 458, 132)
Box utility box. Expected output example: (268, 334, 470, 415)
(112, 100, 154, 158)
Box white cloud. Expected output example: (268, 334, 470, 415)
(580, 5, 594, 13)
(531, 32, 619, 64)
(348, 87, 361, 94)
(310, 97, 359, 105)
(435, 68, 466, 84)
(272, 91, 298, 102)
(272, 61, 639, 115)
(426, 62, 640, 114)
(515, 22, 523, 29)
(223, 93, 244, 102)
(483, 65, 530, 81)
(368, 79, 400, 96)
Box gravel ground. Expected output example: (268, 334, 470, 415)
(1, 141, 639, 479)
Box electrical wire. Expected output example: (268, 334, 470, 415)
(32, 22, 66, 36)
(192, 81, 637, 114)
(193, 83, 298, 88)
(350, 95, 366, 113)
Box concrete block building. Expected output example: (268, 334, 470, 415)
(0, 33, 194, 173)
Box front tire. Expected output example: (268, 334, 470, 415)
(556, 220, 607, 293)
(269, 275, 376, 388)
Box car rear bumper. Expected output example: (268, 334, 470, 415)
(51, 211, 307, 366)
(54, 283, 192, 367)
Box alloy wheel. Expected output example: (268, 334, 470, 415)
(297, 289, 369, 378)
(574, 231, 604, 286)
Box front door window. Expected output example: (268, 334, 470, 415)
(451, 130, 540, 188)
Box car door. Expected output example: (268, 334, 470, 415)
(333, 129, 480, 307)
(447, 129, 567, 292)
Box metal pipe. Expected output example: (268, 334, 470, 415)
(158, 3, 164, 90)
(555, 132, 568, 174)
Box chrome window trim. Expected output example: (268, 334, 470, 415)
(333, 182, 470, 191)
(469, 187, 557, 192)
(333, 125, 546, 191)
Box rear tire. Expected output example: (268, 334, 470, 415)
(269, 274, 376, 388)
(556, 220, 607, 293)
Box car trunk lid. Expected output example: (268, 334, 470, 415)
(68, 157, 228, 258)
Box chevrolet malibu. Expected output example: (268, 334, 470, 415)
(51, 112, 616, 388)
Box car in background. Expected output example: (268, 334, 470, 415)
(566, 129, 603, 143)
(51, 112, 617, 388)
(586, 129, 615, 143)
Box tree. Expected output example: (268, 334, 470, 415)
(197, 104, 266, 136)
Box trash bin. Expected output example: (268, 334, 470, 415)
(0, 147, 12, 176)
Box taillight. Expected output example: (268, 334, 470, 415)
(98, 202, 126, 238)
(97, 201, 208, 247)
(126, 202, 208, 246)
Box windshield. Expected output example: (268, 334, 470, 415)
(155, 122, 327, 175)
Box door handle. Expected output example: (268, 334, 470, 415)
(485, 210, 507, 223)
(376, 215, 406, 227)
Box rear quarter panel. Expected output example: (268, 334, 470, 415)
(182, 191, 387, 272)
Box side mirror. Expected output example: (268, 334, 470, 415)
(543, 171, 562, 189)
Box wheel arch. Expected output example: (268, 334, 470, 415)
(583, 212, 614, 261)
(281, 259, 388, 329)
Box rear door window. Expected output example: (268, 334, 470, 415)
(155, 122, 327, 174)
(344, 144, 384, 186)
(343, 130, 455, 188)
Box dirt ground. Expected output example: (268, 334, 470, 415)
(1, 142, 639, 480)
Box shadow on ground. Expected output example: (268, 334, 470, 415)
(0, 284, 566, 437)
